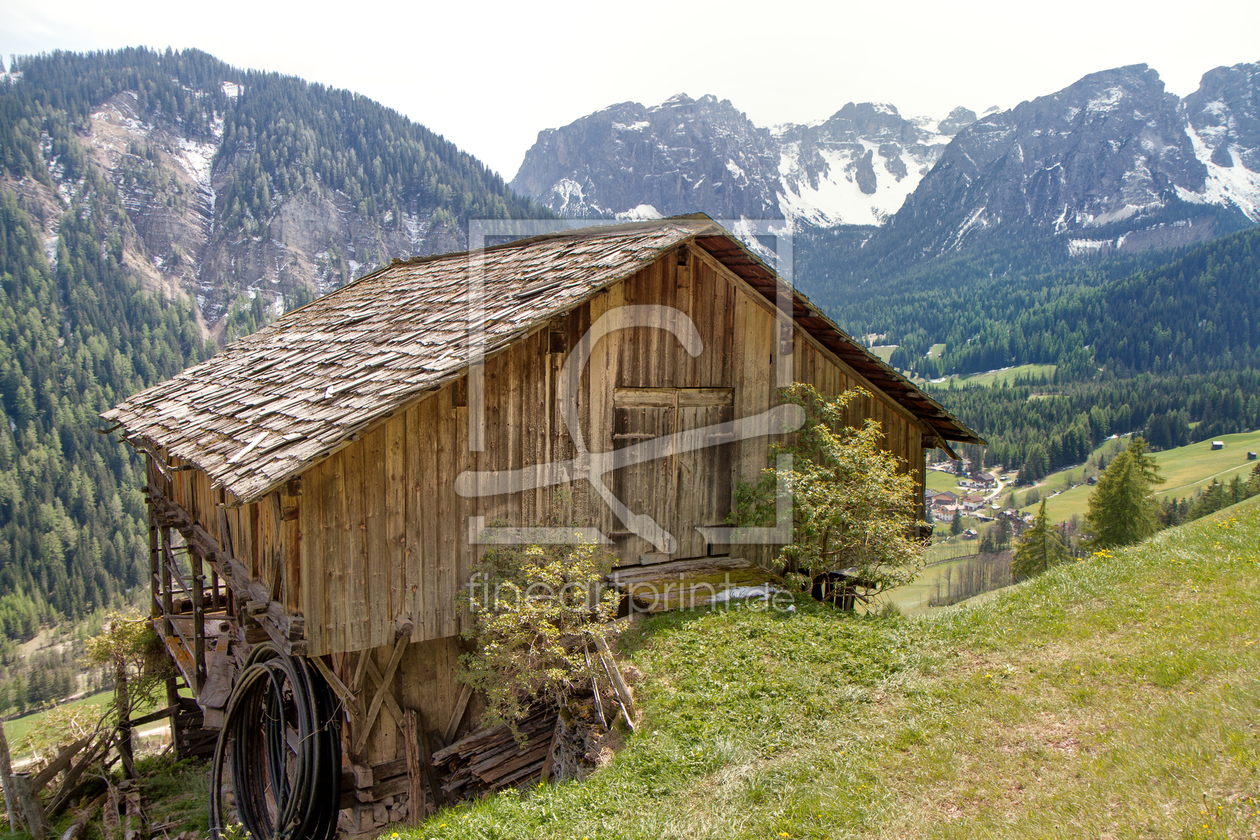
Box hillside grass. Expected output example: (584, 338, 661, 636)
(949, 363, 1057, 388)
(408, 496, 1260, 839)
(1021, 429, 1260, 524)
(3, 691, 114, 750)
(925, 470, 966, 494)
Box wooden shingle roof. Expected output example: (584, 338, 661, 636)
(104, 216, 982, 503)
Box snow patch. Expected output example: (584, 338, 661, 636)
(221, 81, 242, 99)
(43, 228, 59, 272)
(1068, 238, 1112, 256)
(950, 205, 989, 249)
(547, 178, 610, 216)
(176, 136, 216, 186)
(1086, 87, 1124, 114)
(725, 159, 746, 181)
(615, 204, 663, 221)
(1090, 204, 1142, 226)
(774, 119, 952, 226)
(1178, 124, 1260, 221)
(777, 140, 926, 227)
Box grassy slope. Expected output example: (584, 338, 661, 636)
(946, 363, 1057, 388)
(3, 691, 114, 749)
(410, 497, 1260, 839)
(925, 471, 966, 494)
(1024, 429, 1260, 525)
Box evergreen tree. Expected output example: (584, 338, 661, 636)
(1085, 437, 1164, 548)
(1012, 499, 1068, 579)
(950, 509, 963, 537)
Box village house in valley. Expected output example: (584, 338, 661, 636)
(103, 216, 981, 834)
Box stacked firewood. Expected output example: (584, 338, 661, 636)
(430, 707, 557, 798)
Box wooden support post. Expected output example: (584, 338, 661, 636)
(211, 568, 221, 611)
(190, 546, 206, 691)
(160, 526, 174, 636)
(0, 719, 21, 830)
(12, 773, 49, 840)
(413, 707, 442, 809)
(402, 710, 426, 823)
(115, 652, 135, 779)
(147, 496, 160, 620)
(164, 675, 180, 754)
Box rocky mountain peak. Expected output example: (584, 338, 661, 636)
(510, 93, 780, 220)
(938, 106, 979, 136)
(875, 61, 1255, 261)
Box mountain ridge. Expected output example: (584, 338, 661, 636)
(3, 47, 551, 341)
(511, 61, 1260, 283)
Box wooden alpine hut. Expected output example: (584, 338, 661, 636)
(102, 215, 981, 835)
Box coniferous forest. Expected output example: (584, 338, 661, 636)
(802, 225, 1260, 484)
(0, 175, 206, 646)
(0, 47, 554, 658)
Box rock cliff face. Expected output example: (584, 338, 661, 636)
(879, 64, 1226, 259)
(45, 90, 465, 339)
(510, 94, 781, 221)
(3, 51, 541, 342)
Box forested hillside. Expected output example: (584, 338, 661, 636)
(839, 225, 1260, 379)
(872, 228, 1260, 483)
(934, 371, 1260, 483)
(0, 178, 206, 643)
(3, 48, 549, 330)
(0, 47, 552, 651)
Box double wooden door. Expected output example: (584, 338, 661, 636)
(609, 387, 734, 562)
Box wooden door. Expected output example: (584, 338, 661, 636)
(610, 388, 734, 563)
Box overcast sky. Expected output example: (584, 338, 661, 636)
(2, 0, 1257, 179)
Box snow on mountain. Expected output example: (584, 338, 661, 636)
(512, 95, 975, 228)
(868, 63, 1260, 263)
(513, 62, 1260, 269)
(774, 102, 960, 227)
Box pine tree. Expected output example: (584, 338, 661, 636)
(1085, 437, 1164, 548)
(1012, 499, 1068, 579)
(950, 509, 963, 536)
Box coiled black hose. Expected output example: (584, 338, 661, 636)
(210, 643, 341, 840)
